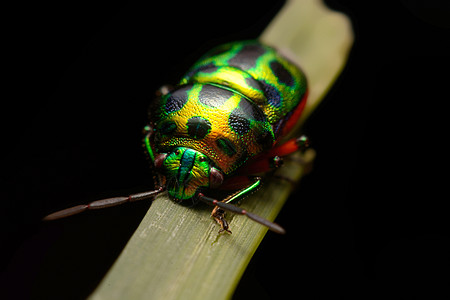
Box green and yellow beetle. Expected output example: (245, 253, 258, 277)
(44, 40, 309, 234)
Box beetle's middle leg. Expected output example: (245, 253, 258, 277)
(241, 135, 310, 175)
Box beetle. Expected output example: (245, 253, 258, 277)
(43, 40, 309, 234)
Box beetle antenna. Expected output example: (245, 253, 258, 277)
(43, 187, 164, 221)
(197, 193, 286, 234)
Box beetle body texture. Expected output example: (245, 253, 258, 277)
(144, 40, 308, 232)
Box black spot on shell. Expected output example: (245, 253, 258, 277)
(262, 82, 282, 108)
(187, 117, 211, 139)
(270, 61, 294, 87)
(165, 85, 191, 113)
(227, 44, 267, 70)
(228, 110, 250, 135)
(199, 84, 234, 108)
(238, 98, 266, 122)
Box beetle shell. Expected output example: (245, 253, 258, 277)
(151, 40, 307, 175)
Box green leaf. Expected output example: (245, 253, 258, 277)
(90, 1, 353, 299)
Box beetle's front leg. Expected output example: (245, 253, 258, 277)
(210, 177, 262, 234)
(211, 207, 231, 234)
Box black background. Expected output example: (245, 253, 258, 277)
(2, 1, 449, 299)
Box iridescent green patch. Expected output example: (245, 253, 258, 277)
(216, 138, 237, 157)
(163, 147, 210, 201)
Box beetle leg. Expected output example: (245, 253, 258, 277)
(198, 188, 285, 234)
(143, 125, 167, 188)
(143, 124, 157, 163)
(207, 177, 262, 234)
(211, 207, 232, 234)
(43, 187, 164, 221)
(268, 135, 310, 157)
(241, 156, 284, 174)
(222, 177, 262, 204)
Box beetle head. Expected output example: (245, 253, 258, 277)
(154, 147, 223, 204)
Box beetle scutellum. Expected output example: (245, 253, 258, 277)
(44, 40, 309, 234)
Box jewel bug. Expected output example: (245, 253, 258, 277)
(44, 40, 309, 234)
